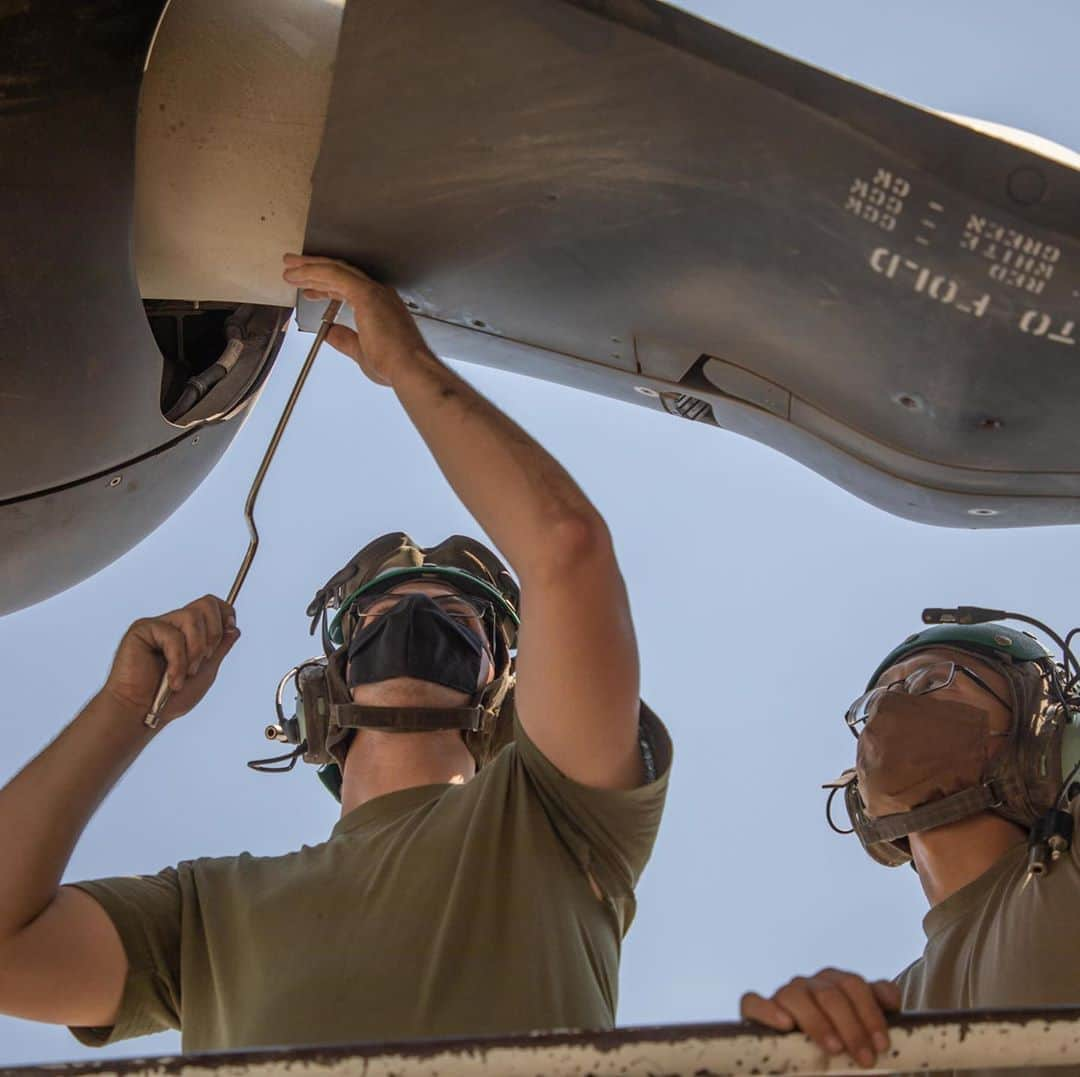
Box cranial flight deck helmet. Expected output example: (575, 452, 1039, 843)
(250, 532, 521, 801)
(826, 605, 1080, 877)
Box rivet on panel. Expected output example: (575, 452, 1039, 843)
(634, 386, 660, 397)
(892, 391, 926, 411)
(107, 475, 123, 488)
(967, 507, 1000, 517)
(1007, 166, 1047, 206)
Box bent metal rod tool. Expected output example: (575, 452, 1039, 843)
(143, 299, 344, 729)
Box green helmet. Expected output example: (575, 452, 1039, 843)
(866, 622, 1050, 689)
(327, 564, 519, 650)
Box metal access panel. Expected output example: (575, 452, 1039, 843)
(305, 0, 1080, 528)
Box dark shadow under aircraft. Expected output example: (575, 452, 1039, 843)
(2, 0, 1078, 616)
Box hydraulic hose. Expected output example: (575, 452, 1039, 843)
(165, 305, 253, 422)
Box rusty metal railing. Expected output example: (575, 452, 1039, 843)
(8, 1008, 1080, 1075)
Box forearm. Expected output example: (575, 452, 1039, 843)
(0, 690, 152, 942)
(279, 253, 611, 573)
(392, 346, 606, 577)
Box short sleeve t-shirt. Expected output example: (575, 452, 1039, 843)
(68, 706, 671, 1052)
(896, 800, 1080, 1077)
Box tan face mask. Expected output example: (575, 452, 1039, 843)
(855, 693, 1002, 819)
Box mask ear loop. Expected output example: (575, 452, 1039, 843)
(825, 785, 855, 835)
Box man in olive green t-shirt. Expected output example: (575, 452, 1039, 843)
(0, 254, 671, 1053)
(739, 618, 1080, 1076)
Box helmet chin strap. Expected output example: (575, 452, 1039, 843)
(852, 779, 1012, 844)
(329, 624, 496, 743)
(331, 703, 486, 734)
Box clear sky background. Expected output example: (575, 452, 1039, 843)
(2, 0, 1078, 1065)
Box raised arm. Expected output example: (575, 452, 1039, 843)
(283, 255, 642, 789)
(0, 596, 237, 1027)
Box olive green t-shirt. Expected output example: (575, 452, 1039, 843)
(68, 707, 671, 1052)
(896, 800, 1080, 1077)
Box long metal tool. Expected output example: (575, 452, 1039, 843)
(144, 299, 343, 728)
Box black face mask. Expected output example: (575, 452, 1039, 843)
(346, 593, 486, 695)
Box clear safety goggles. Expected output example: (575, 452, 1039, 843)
(845, 660, 1012, 737)
(350, 590, 496, 639)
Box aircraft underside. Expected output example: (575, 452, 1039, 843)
(1, 0, 1078, 615)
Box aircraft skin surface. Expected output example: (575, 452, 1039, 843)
(304, 0, 1080, 530)
(0, 0, 292, 616)
(2, 0, 1079, 616)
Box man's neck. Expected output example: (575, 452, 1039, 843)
(909, 813, 1027, 906)
(339, 730, 475, 816)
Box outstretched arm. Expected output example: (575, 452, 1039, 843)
(0, 596, 237, 1027)
(283, 255, 642, 789)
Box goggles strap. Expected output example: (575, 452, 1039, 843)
(859, 779, 1011, 844)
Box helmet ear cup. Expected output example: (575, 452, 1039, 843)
(297, 662, 335, 765)
(1062, 723, 1080, 799)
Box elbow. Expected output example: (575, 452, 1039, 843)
(532, 511, 615, 580)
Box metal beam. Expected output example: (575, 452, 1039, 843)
(9, 1008, 1080, 1075)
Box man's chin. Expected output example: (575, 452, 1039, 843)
(350, 676, 471, 709)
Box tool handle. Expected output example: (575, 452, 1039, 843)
(145, 670, 172, 729)
(142, 299, 342, 729)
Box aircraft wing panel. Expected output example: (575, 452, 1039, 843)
(304, 0, 1080, 527)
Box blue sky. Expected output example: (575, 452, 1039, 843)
(2, 0, 1078, 1065)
